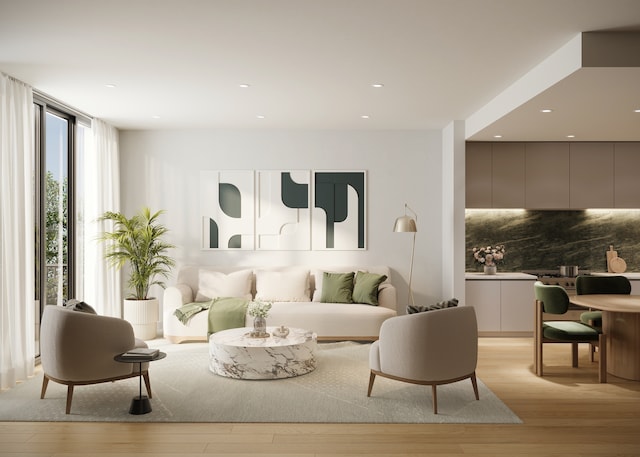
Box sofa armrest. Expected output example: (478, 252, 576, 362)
(163, 284, 194, 311)
(378, 283, 397, 311)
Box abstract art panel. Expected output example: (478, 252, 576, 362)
(200, 169, 366, 251)
(312, 171, 366, 250)
(201, 170, 255, 250)
(256, 170, 311, 250)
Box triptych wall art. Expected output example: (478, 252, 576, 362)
(200, 170, 366, 250)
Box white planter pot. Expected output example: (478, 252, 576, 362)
(123, 298, 159, 340)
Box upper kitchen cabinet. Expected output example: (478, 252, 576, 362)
(570, 142, 614, 209)
(492, 143, 525, 208)
(614, 143, 640, 208)
(525, 143, 570, 209)
(466, 142, 525, 208)
(466, 142, 492, 208)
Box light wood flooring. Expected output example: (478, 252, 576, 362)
(1, 337, 640, 456)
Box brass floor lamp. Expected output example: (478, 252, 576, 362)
(393, 204, 417, 305)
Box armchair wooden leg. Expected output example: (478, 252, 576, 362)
(571, 343, 579, 367)
(470, 372, 480, 401)
(65, 385, 74, 414)
(40, 375, 49, 399)
(367, 371, 376, 397)
(143, 371, 152, 398)
(431, 385, 438, 414)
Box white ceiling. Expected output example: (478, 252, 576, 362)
(1, 0, 639, 140)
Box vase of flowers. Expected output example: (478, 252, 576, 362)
(248, 300, 272, 337)
(472, 245, 505, 274)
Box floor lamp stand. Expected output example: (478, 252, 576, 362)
(408, 231, 415, 306)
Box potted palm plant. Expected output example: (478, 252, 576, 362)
(99, 207, 175, 339)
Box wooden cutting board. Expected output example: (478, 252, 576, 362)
(607, 245, 618, 273)
(610, 256, 627, 273)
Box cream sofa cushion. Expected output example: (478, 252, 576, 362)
(195, 269, 253, 302)
(254, 269, 310, 302)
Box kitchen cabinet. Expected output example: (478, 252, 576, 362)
(570, 142, 614, 208)
(466, 142, 492, 208)
(492, 143, 525, 208)
(467, 141, 640, 209)
(466, 142, 525, 208)
(614, 143, 640, 208)
(465, 274, 536, 334)
(465, 279, 501, 332)
(525, 143, 570, 209)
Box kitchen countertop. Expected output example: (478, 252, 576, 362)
(592, 272, 640, 280)
(465, 272, 538, 280)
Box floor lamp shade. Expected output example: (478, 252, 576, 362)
(393, 204, 417, 306)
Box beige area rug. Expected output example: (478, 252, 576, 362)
(0, 341, 521, 423)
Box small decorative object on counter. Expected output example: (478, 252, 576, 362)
(483, 265, 497, 275)
(472, 244, 505, 274)
(248, 300, 272, 338)
(273, 325, 290, 338)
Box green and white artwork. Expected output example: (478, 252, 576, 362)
(201, 170, 366, 250)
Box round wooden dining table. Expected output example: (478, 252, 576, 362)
(570, 294, 640, 381)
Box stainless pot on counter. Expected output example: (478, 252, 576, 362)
(559, 265, 579, 277)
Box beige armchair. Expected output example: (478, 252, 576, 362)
(367, 306, 479, 414)
(40, 305, 151, 414)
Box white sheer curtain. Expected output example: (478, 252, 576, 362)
(83, 119, 121, 317)
(0, 74, 35, 390)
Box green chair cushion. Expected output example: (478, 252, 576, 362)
(543, 321, 600, 342)
(580, 310, 603, 328)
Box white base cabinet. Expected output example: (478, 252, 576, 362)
(466, 279, 535, 334)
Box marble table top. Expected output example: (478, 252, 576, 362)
(209, 326, 317, 379)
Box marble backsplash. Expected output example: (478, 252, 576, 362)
(465, 210, 640, 273)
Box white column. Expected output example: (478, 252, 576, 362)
(441, 121, 466, 304)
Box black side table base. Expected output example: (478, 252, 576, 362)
(129, 396, 152, 415)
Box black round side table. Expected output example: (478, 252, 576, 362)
(114, 351, 166, 415)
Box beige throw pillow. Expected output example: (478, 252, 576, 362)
(254, 270, 310, 302)
(195, 269, 253, 302)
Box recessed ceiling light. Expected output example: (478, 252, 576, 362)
(493, 135, 502, 138)
(634, 108, 640, 113)
(566, 134, 575, 138)
(371, 83, 384, 88)
(105, 84, 116, 88)
(239, 84, 250, 88)
(540, 109, 553, 113)
(361, 115, 370, 119)
(256, 115, 265, 119)
(152, 115, 160, 119)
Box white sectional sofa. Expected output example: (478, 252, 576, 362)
(162, 265, 397, 343)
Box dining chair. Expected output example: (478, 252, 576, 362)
(534, 281, 606, 383)
(576, 275, 631, 328)
(575, 275, 630, 361)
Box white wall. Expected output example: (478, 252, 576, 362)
(119, 129, 444, 309)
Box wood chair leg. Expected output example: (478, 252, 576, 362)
(40, 375, 49, 399)
(431, 385, 438, 414)
(143, 372, 152, 398)
(535, 337, 543, 376)
(367, 371, 376, 397)
(598, 334, 607, 384)
(571, 342, 579, 367)
(470, 372, 480, 401)
(65, 385, 74, 414)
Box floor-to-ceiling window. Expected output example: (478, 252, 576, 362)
(33, 96, 89, 356)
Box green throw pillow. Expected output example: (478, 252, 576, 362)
(321, 272, 355, 303)
(352, 271, 387, 306)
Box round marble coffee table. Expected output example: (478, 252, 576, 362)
(208, 326, 317, 379)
